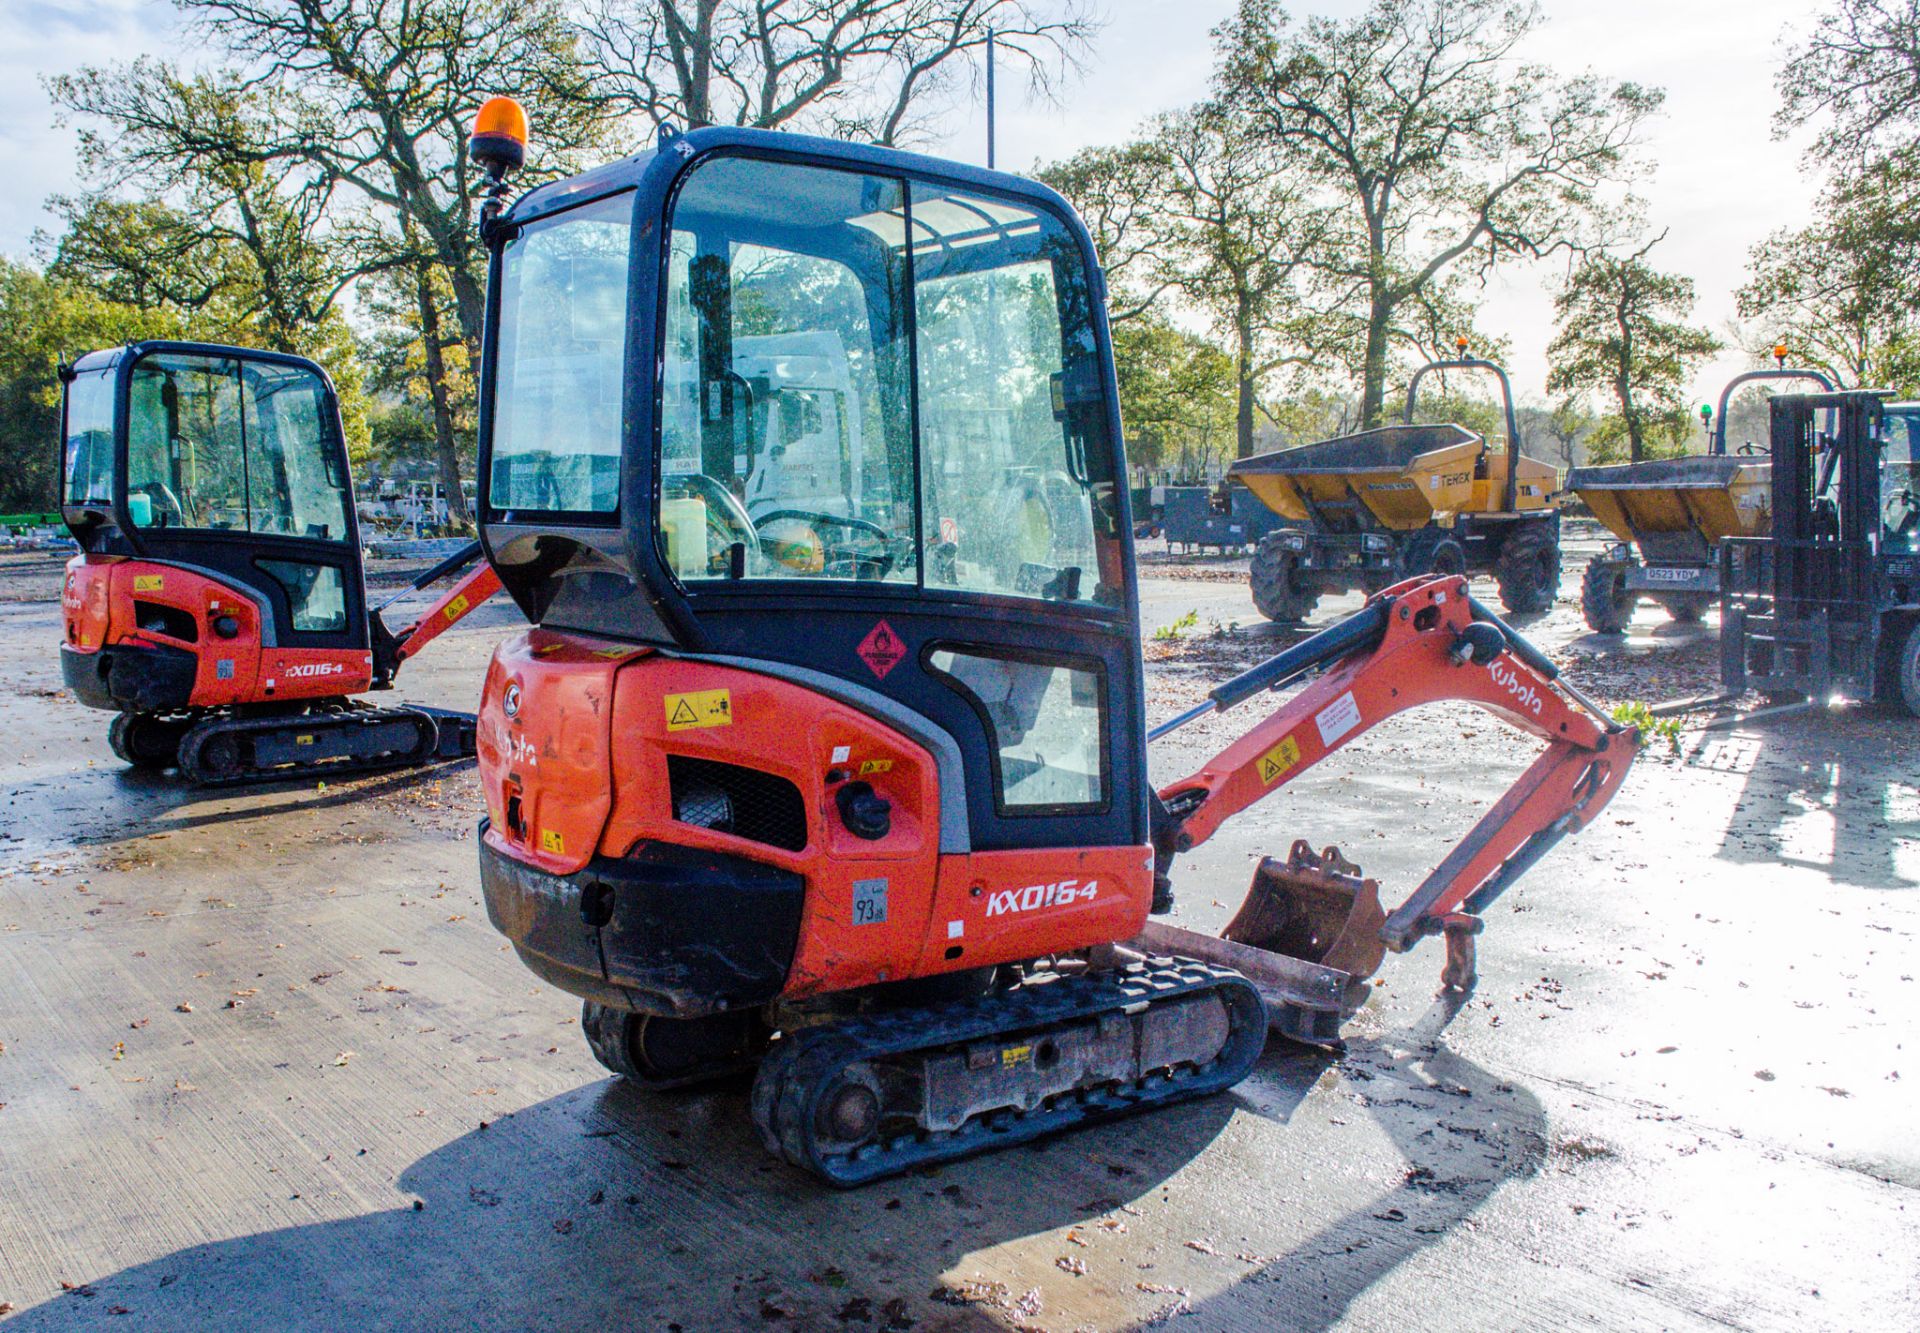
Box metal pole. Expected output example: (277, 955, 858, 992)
(986, 28, 996, 169)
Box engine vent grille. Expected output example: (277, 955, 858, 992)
(667, 755, 808, 852)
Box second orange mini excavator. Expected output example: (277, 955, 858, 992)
(462, 102, 1639, 1184)
(58, 342, 502, 784)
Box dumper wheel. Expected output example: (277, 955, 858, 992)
(1494, 525, 1560, 614)
(1580, 558, 1636, 634)
(1890, 620, 1920, 718)
(1402, 526, 1467, 579)
(1656, 593, 1713, 624)
(1250, 535, 1319, 622)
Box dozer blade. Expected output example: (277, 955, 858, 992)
(1131, 840, 1387, 1049)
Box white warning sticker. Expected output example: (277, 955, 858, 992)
(1315, 691, 1362, 747)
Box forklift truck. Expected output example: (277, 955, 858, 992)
(1720, 390, 1920, 713)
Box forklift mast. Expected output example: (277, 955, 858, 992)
(1766, 392, 1882, 618)
(1719, 390, 1920, 706)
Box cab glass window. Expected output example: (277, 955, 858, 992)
(258, 559, 349, 633)
(661, 158, 915, 583)
(911, 183, 1112, 604)
(241, 361, 351, 540)
(928, 646, 1107, 812)
(490, 192, 633, 515)
(123, 354, 348, 539)
(63, 369, 116, 506)
(654, 155, 1120, 605)
(1884, 409, 1920, 547)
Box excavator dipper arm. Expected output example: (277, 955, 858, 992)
(1152, 573, 1636, 992)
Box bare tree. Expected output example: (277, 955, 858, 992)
(575, 0, 1096, 145)
(1777, 0, 1920, 165)
(45, 66, 385, 353)
(1547, 238, 1720, 463)
(69, 0, 609, 350)
(1038, 139, 1173, 322)
(1153, 106, 1335, 459)
(1217, 0, 1661, 426)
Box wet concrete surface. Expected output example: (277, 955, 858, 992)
(0, 544, 1915, 1330)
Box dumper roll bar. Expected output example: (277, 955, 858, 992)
(1710, 369, 1836, 455)
(1404, 355, 1524, 513)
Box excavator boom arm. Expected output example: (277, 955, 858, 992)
(394, 561, 504, 667)
(1158, 574, 1636, 955)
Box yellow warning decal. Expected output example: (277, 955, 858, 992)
(664, 688, 732, 732)
(858, 758, 894, 776)
(133, 574, 164, 592)
(442, 593, 470, 621)
(1000, 1044, 1033, 1069)
(539, 829, 565, 854)
(1257, 735, 1302, 785)
(295, 734, 316, 747)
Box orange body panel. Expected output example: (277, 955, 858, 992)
(477, 629, 640, 876)
(62, 553, 373, 707)
(477, 628, 1155, 1000)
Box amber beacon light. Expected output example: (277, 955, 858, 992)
(470, 97, 529, 177)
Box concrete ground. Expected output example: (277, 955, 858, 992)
(0, 538, 1914, 1332)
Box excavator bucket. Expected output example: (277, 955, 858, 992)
(1133, 842, 1388, 1050)
(1225, 841, 1388, 985)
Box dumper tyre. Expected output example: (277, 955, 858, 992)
(1892, 620, 1920, 718)
(1402, 527, 1467, 579)
(1580, 558, 1636, 634)
(1494, 525, 1560, 614)
(1655, 593, 1712, 624)
(1250, 535, 1319, 622)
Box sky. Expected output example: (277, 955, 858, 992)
(2, 0, 1826, 410)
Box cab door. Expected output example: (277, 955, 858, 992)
(640, 152, 1146, 856)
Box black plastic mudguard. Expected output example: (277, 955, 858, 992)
(61, 642, 197, 713)
(478, 825, 805, 1018)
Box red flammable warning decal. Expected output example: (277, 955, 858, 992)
(856, 620, 907, 680)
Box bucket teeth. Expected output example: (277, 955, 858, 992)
(1224, 839, 1388, 983)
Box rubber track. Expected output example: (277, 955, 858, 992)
(749, 957, 1267, 1187)
(177, 705, 448, 787)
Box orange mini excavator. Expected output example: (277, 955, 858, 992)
(59, 342, 501, 784)
(463, 103, 1639, 1184)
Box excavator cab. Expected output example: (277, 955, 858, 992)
(478, 131, 1146, 863)
(473, 118, 1636, 1185)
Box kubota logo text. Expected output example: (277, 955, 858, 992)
(283, 662, 346, 679)
(986, 879, 1098, 916)
(1488, 659, 1543, 715)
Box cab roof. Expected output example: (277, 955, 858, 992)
(503, 125, 1085, 233)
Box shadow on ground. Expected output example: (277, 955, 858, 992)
(3, 996, 1541, 1333)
